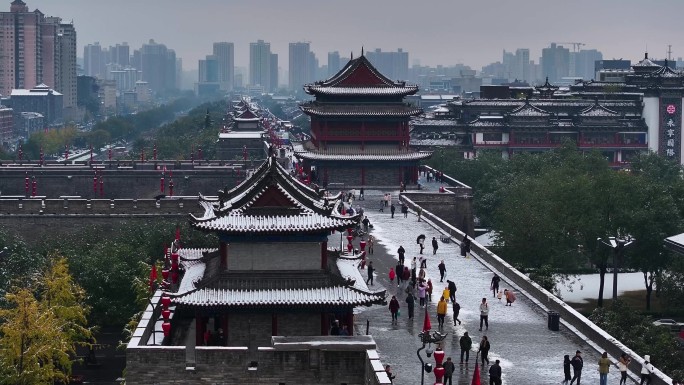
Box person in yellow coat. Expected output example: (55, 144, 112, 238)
(442, 287, 450, 304)
(437, 296, 448, 328)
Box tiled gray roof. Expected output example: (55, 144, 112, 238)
(300, 103, 422, 117)
(306, 86, 418, 96)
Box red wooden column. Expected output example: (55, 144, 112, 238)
(321, 240, 328, 269)
(272, 314, 278, 336)
(321, 313, 329, 335)
(195, 313, 205, 345)
(219, 241, 228, 270)
(346, 311, 354, 336)
(221, 315, 228, 345)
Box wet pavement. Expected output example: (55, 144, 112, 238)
(336, 179, 628, 385)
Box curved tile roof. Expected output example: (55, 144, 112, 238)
(300, 103, 422, 117)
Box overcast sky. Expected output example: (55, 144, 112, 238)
(25, 0, 684, 71)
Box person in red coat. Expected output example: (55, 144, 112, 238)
(389, 296, 400, 324)
(426, 278, 434, 302)
(389, 267, 396, 282)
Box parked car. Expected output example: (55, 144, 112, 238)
(653, 319, 684, 331)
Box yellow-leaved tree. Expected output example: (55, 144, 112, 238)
(0, 256, 91, 384)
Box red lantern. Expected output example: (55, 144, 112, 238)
(162, 269, 170, 280)
(31, 178, 37, 197)
(162, 309, 171, 320)
(433, 366, 445, 384)
(39, 147, 44, 165)
(169, 180, 174, 197)
(347, 243, 353, 253)
(160, 177, 165, 193)
(93, 176, 98, 192)
(434, 349, 445, 366)
(198, 148, 202, 160)
(360, 241, 367, 251)
(99, 178, 104, 197)
(171, 259, 178, 270)
(161, 296, 171, 309)
(162, 322, 171, 337)
(347, 228, 353, 235)
(24, 175, 29, 193)
(171, 271, 179, 284)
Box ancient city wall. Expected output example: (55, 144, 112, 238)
(400, 195, 672, 385)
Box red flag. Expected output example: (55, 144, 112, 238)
(422, 307, 431, 332)
(471, 362, 481, 385)
(149, 263, 158, 292)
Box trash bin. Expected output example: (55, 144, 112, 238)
(548, 311, 560, 331)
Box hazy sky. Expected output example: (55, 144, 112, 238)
(25, 0, 684, 71)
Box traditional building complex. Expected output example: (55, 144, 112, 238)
(126, 157, 389, 384)
(216, 99, 266, 160)
(295, 54, 432, 187)
(416, 55, 684, 166)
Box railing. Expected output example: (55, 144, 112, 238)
(399, 194, 672, 385)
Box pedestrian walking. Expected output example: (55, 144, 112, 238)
(479, 297, 489, 331)
(389, 296, 400, 324)
(618, 353, 631, 385)
(362, 216, 370, 232)
(447, 280, 457, 303)
(598, 351, 611, 385)
(418, 267, 426, 282)
(432, 237, 439, 255)
(443, 357, 455, 385)
(478, 336, 491, 366)
(437, 296, 447, 328)
(442, 286, 450, 304)
(491, 274, 501, 297)
(366, 261, 375, 285)
(418, 255, 426, 269)
(395, 262, 404, 285)
(461, 235, 471, 258)
(417, 206, 422, 221)
(390, 203, 396, 218)
(438, 260, 447, 282)
(398, 245, 405, 264)
(385, 365, 396, 383)
(418, 237, 425, 254)
(570, 350, 583, 385)
(489, 360, 502, 385)
(418, 282, 427, 307)
(379, 199, 384, 212)
(426, 278, 433, 302)
(411, 257, 417, 281)
(640, 355, 654, 385)
(402, 266, 411, 288)
(452, 301, 461, 325)
(504, 289, 516, 306)
(389, 267, 396, 282)
(402, 203, 408, 218)
(563, 354, 571, 384)
(406, 292, 415, 319)
(359, 187, 364, 201)
(384, 193, 389, 207)
(460, 332, 472, 364)
(368, 236, 374, 255)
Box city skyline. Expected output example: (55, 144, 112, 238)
(24, 0, 684, 71)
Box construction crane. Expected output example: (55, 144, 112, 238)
(555, 42, 586, 52)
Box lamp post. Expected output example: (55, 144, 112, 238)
(599, 235, 635, 302)
(417, 329, 447, 385)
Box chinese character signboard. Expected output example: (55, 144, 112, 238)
(660, 98, 682, 163)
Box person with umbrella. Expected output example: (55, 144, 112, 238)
(417, 234, 426, 254)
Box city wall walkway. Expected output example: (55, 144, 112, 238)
(345, 187, 631, 385)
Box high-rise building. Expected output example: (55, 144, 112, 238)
(289, 42, 313, 92)
(365, 48, 409, 81)
(270, 53, 278, 91)
(571, 49, 603, 80)
(84, 42, 104, 78)
(249, 40, 272, 91)
(328, 51, 341, 77)
(542, 43, 570, 83)
(140, 39, 177, 94)
(0, 1, 76, 114)
(514, 49, 530, 82)
(110, 43, 130, 67)
(213, 42, 234, 91)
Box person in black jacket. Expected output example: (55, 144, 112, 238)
(405, 293, 415, 319)
(563, 354, 571, 384)
(366, 261, 375, 285)
(489, 360, 502, 385)
(398, 246, 406, 265)
(438, 260, 447, 282)
(570, 350, 583, 385)
(447, 280, 457, 303)
(432, 237, 439, 255)
(390, 203, 396, 218)
(395, 262, 404, 286)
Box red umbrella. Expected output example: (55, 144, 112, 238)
(471, 362, 481, 385)
(149, 263, 158, 292)
(422, 307, 431, 332)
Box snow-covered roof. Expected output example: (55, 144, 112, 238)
(293, 143, 433, 162)
(300, 103, 422, 117)
(193, 211, 358, 233)
(218, 132, 264, 139)
(172, 286, 383, 307)
(336, 259, 370, 292)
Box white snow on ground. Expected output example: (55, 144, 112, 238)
(351, 184, 625, 385)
